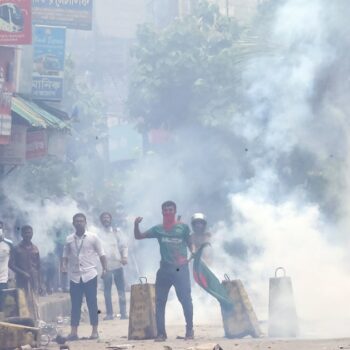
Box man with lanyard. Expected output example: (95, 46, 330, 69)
(134, 201, 195, 342)
(62, 213, 107, 340)
(99, 211, 128, 320)
(0, 220, 13, 291)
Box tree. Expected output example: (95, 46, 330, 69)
(128, 1, 273, 132)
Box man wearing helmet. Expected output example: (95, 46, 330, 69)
(191, 213, 211, 263)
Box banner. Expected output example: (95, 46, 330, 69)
(0, 0, 32, 45)
(193, 243, 234, 309)
(0, 47, 15, 145)
(26, 129, 48, 159)
(32, 0, 93, 30)
(32, 25, 65, 101)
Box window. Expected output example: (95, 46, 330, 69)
(0, 6, 10, 22)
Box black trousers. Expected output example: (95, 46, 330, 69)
(103, 268, 126, 316)
(70, 277, 98, 326)
(155, 263, 193, 337)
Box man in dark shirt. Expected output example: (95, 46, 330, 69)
(9, 225, 41, 320)
(134, 201, 195, 342)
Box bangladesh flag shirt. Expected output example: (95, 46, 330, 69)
(145, 223, 190, 266)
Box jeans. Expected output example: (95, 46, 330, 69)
(70, 277, 98, 326)
(103, 268, 126, 316)
(155, 263, 193, 337)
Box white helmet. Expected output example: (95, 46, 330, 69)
(191, 212, 207, 224)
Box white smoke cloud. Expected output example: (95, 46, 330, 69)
(204, 0, 350, 338)
(211, 191, 350, 338)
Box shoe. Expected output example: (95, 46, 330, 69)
(66, 334, 79, 341)
(120, 314, 128, 320)
(89, 333, 99, 340)
(154, 334, 167, 342)
(103, 315, 114, 320)
(184, 329, 194, 340)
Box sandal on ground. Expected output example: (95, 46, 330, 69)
(66, 334, 79, 341)
(89, 333, 99, 340)
(154, 334, 167, 342)
(184, 329, 194, 340)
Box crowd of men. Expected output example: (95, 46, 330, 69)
(0, 200, 211, 342)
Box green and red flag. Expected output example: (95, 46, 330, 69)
(193, 243, 234, 309)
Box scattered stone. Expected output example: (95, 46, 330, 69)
(106, 345, 135, 350)
(187, 344, 223, 350)
(213, 345, 223, 350)
(20, 346, 32, 350)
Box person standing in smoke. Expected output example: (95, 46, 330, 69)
(98, 211, 128, 320)
(134, 201, 195, 342)
(9, 225, 42, 320)
(62, 213, 107, 340)
(190, 213, 212, 264)
(0, 220, 13, 291)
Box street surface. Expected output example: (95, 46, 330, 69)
(43, 291, 350, 350)
(55, 319, 350, 350)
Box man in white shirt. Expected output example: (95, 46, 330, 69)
(0, 220, 13, 291)
(62, 213, 107, 340)
(99, 212, 128, 320)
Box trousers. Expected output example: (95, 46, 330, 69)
(155, 263, 193, 336)
(70, 277, 98, 326)
(103, 268, 127, 316)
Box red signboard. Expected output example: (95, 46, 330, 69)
(0, 0, 32, 45)
(0, 46, 15, 145)
(148, 129, 171, 144)
(26, 129, 48, 159)
(0, 124, 27, 164)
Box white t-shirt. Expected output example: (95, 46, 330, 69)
(0, 239, 12, 284)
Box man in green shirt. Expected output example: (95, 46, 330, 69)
(134, 201, 195, 342)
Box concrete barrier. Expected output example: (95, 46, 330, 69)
(39, 293, 71, 322)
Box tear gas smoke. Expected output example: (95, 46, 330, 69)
(0, 0, 349, 338)
(120, 0, 350, 337)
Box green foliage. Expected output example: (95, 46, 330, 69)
(128, 0, 266, 130)
(64, 55, 107, 147)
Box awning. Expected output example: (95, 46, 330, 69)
(11, 96, 70, 130)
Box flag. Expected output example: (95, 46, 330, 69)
(193, 243, 234, 309)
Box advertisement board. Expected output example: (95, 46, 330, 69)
(32, 0, 93, 30)
(32, 25, 66, 101)
(26, 129, 48, 159)
(0, 0, 32, 45)
(0, 124, 27, 164)
(0, 46, 15, 145)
